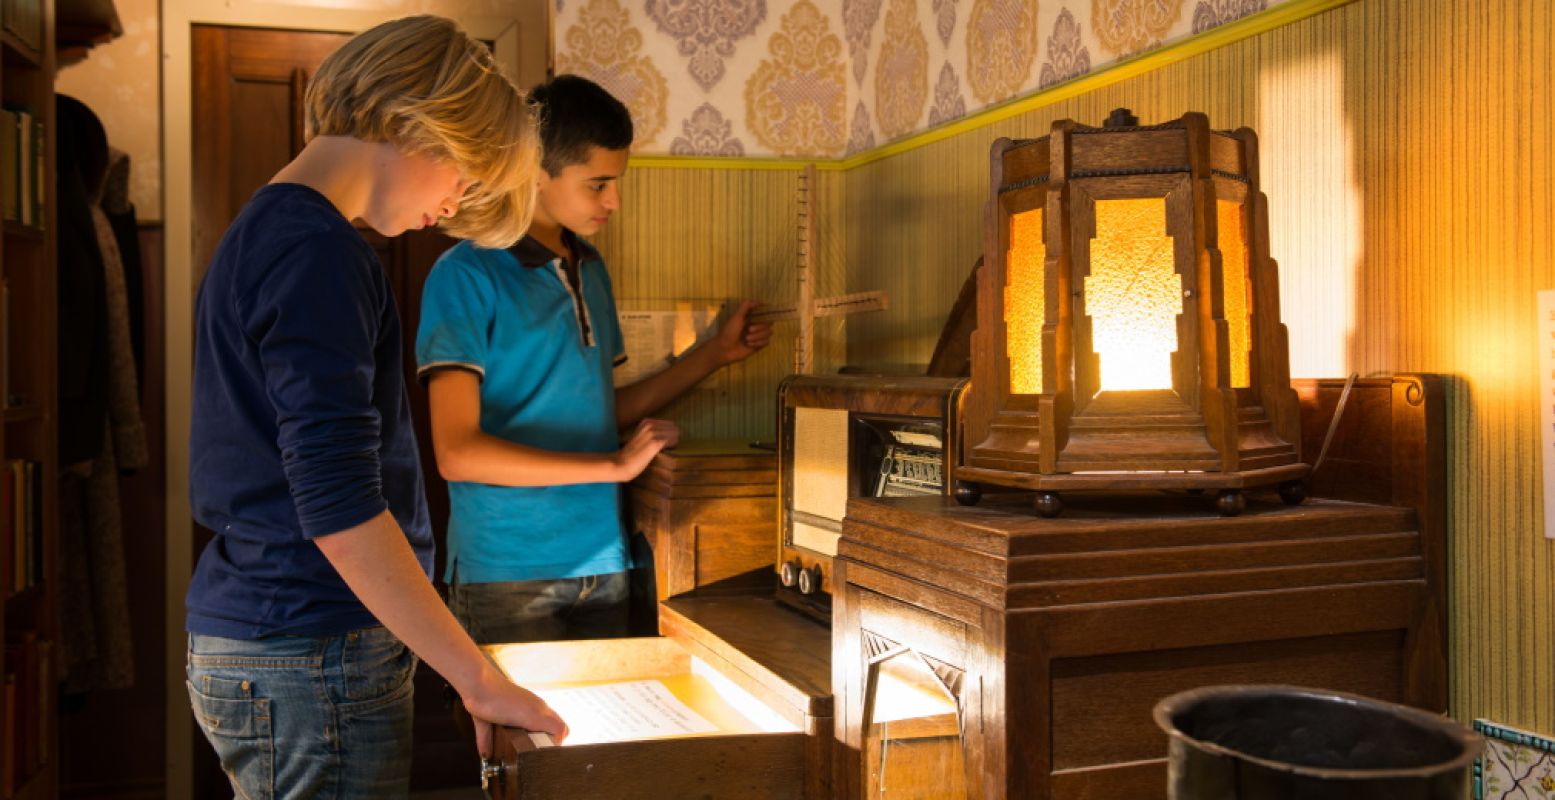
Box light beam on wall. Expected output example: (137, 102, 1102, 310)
(1259, 49, 1359, 379)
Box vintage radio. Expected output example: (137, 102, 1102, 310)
(776, 374, 968, 617)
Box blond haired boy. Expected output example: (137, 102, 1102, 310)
(185, 16, 565, 798)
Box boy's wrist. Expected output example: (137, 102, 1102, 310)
(454, 653, 508, 710)
(603, 450, 632, 483)
(690, 338, 732, 369)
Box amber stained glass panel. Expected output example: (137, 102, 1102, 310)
(1006, 207, 1046, 395)
(1085, 198, 1181, 391)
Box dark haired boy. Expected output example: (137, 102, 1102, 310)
(416, 75, 772, 643)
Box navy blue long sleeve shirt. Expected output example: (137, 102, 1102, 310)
(186, 183, 432, 638)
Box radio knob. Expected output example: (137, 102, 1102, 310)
(780, 558, 803, 587)
(797, 564, 823, 595)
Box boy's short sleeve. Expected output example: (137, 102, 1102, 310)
(416, 245, 496, 381)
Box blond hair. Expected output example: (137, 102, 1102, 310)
(306, 15, 539, 248)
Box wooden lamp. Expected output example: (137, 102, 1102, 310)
(956, 108, 1309, 516)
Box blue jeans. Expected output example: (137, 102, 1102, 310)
(186, 627, 417, 800)
(449, 571, 630, 645)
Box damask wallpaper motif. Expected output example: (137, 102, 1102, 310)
(1039, 8, 1092, 89)
(556, 0, 670, 146)
(965, 0, 1040, 104)
(644, 0, 766, 90)
(670, 102, 747, 154)
(552, 0, 1296, 157)
(874, 0, 930, 138)
(844, 0, 886, 85)
(743, 0, 849, 155)
(932, 0, 958, 45)
(927, 62, 968, 125)
(1192, 0, 1268, 33)
(1092, 0, 1187, 56)
(847, 101, 876, 155)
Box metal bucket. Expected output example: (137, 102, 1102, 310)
(1154, 685, 1483, 800)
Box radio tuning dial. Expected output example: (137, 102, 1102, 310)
(797, 564, 823, 595)
(780, 558, 803, 587)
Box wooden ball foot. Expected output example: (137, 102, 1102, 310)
(1216, 490, 1246, 517)
(1035, 491, 1063, 518)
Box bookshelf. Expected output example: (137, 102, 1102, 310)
(0, 0, 54, 793)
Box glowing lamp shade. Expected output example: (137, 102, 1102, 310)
(958, 109, 1309, 516)
(1005, 208, 1046, 395)
(1086, 198, 1180, 391)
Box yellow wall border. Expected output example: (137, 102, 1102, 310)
(629, 0, 1358, 172)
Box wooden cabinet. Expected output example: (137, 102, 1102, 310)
(0, 0, 57, 795)
(628, 442, 778, 603)
(831, 375, 1448, 800)
(473, 375, 1445, 800)
(480, 595, 831, 800)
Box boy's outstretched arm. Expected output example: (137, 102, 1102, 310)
(615, 300, 773, 429)
(313, 509, 567, 755)
(428, 368, 679, 485)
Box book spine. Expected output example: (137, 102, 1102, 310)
(0, 109, 18, 225)
(1, 278, 9, 408)
(30, 118, 41, 229)
(16, 109, 31, 228)
(9, 460, 21, 593)
(0, 462, 11, 597)
(24, 460, 36, 589)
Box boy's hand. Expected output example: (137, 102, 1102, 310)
(612, 418, 680, 481)
(709, 300, 773, 365)
(463, 668, 569, 757)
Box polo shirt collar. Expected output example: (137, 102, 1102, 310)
(510, 228, 581, 269)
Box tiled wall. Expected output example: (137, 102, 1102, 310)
(1476, 720, 1555, 799)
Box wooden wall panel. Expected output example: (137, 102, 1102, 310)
(842, 0, 1555, 732)
(589, 165, 848, 442)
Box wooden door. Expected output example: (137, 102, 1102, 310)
(189, 23, 468, 794)
(191, 26, 348, 286)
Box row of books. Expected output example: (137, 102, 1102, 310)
(2, 631, 51, 796)
(0, 108, 44, 228)
(0, 0, 40, 53)
(1, 460, 41, 597)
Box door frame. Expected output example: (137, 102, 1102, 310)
(160, 3, 549, 798)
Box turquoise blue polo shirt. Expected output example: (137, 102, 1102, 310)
(415, 232, 629, 584)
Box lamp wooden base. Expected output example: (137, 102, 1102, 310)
(954, 462, 1311, 516)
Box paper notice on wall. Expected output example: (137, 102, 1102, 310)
(616, 304, 723, 387)
(1540, 290, 1555, 539)
(532, 680, 720, 745)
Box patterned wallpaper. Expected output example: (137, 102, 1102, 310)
(553, 0, 1293, 158)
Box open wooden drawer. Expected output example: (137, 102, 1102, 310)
(478, 596, 832, 800)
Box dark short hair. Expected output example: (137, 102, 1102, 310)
(530, 75, 634, 175)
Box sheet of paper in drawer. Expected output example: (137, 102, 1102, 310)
(534, 680, 720, 745)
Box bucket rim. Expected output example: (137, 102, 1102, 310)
(1152, 684, 1485, 781)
